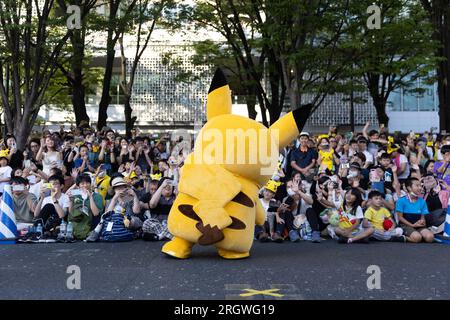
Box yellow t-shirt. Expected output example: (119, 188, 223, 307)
(364, 207, 391, 230)
(95, 175, 111, 206)
(319, 149, 334, 171)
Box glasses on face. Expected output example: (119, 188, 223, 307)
(330, 140, 337, 143)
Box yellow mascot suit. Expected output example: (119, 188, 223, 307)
(162, 69, 312, 259)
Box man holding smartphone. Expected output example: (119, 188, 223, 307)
(10, 176, 38, 228)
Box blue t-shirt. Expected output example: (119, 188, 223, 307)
(395, 196, 429, 224)
(291, 148, 318, 169)
(74, 158, 94, 172)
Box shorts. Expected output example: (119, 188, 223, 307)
(400, 224, 427, 237)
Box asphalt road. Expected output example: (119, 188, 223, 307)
(0, 239, 449, 300)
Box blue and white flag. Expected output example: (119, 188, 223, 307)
(444, 210, 450, 238)
(0, 185, 17, 240)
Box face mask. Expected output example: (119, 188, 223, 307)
(287, 188, 296, 196)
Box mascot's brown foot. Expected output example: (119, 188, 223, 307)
(217, 248, 250, 260)
(161, 236, 194, 259)
(196, 223, 225, 245)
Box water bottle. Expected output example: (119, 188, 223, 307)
(36, 223, 43, 236)
(306, 223, 312, 241)
(66, 222, 73, 239)
(300, 224, 307, 240)
(59, 220, 67, 237)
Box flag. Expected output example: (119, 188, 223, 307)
(0, 185, 17, 242)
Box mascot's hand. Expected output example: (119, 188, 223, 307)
(193, 201, 233, 230)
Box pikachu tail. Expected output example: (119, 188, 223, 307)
(207, 68, 232, 121)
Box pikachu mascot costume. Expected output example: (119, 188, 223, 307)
(162, 69, 312, 259)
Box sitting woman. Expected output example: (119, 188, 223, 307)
(422, 173, 449, 231)
(66, 173, 104, 240)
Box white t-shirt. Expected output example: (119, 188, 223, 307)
(0, 166, 12, 193)
(363, 150, 374, 165)
(29, 180, 43, 200)
(40, 193, 70, 211)
(396, 154, 410, 179)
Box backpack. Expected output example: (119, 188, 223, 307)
(100, 211, 134, 242)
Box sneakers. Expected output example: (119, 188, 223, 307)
(289, 230, 300, 243)
(311, 231, 321, 243)
(39, 232, 57, 243)
(338, 236, 348, 244)
(28, 233, 41, 243)
(257, 232, 270, 243)
(272, 233, 284, 243)
(18, 232, 35, 243)
(85, 230, 100, 242)
(390, 235, 407, 243)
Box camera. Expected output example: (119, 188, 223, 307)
(341, 163, 350, 169)
(268, 199, 280, 212)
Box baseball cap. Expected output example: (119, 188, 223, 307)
(357, 136, 368, 143)
(299, 132, 309, 138)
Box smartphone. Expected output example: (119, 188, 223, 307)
(283, 196, 295, 206)
(43, 183, 53, 190)
(341, 163, 350, 169)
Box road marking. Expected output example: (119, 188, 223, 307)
(239, 288, 284, 297)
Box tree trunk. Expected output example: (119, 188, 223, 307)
(14, 120, 33, 150)
(71, 30, 90, 127)
(97, 45, 115, 131)
(245, 94, 257, 120)
(437, 20, 450, 131)
(422, 0, 450, 131)
(124, 94, 136, 139)
(373, 96, 389, 127)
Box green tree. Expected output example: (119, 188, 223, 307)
(346, 0, 438, 126)
(0, 0, 70, 149)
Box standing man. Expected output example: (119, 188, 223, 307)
(290, 132, 317, 181)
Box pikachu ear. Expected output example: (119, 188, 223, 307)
(269, 104, 313, 150)
(207, 68, 232, 121)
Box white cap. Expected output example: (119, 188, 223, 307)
(299, 132, 310, 137)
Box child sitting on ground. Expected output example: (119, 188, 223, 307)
(363, 190, 405, 242)
(335, 188, 374, 244)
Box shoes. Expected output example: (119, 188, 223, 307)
(85, 231, 100, 242)
(311, 231, 321, 243)
(338, 236, 348, 244)
(39, 232, 57, 243)
(65, 235, 75, 243)
(350, 237, 370, 244)
(390, 235, 407, 243)
(289, 230, 300, 243)
(28, 233, 41, 243)
(257, 232, 270, 243)
(18, 232, 34, 243)
(272, 233, 284, 243)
